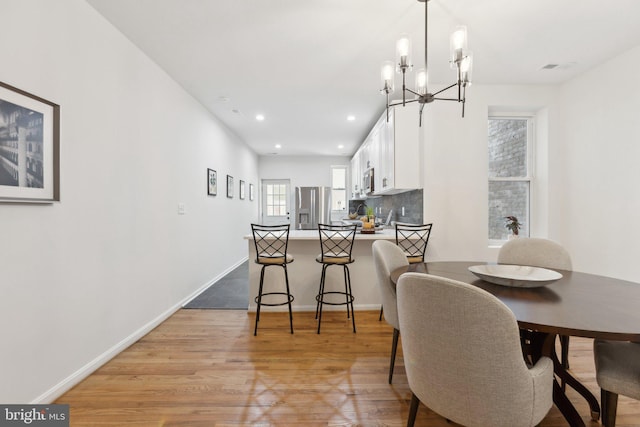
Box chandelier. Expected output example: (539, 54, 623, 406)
(380, 0, 472, 125)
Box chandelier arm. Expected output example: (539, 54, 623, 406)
(431, 83, 458, 97)
(432, 97, 460, 102)
(405, 88, 422, 97)
(389, 98, 421, 107)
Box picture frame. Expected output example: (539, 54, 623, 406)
(239, 180, 245, 200)
(249, 183, 255, 201)
(207, 168, 217, 196)
(226, 175, 233, 198)
(0, 81, 60, 203)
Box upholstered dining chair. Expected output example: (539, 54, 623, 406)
(498, 237, 573, 374)
(372, 240, 409, 384)
(397, 272, 554, 427)
(593, 340, 640, 427)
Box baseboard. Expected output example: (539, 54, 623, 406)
(33, 257, 249, 404)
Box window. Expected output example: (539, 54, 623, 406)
(331, 165, 347, 212)
(265, 183, 287, 216)
(488, 116, 533, 241)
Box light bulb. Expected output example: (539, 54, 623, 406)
(395, 34, 412, 72)
(380, 61, 395, 94)
(450, 26, 468, 64)
(415, 69, 428, 95)
(460, 52, 473, 85)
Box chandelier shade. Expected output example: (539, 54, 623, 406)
(380, 0, 472, 125)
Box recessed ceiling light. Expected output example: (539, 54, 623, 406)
(347, 115, 356, 121)
(256, 114, 265, 121)
(338, 144, 344, 149)
(275, 144, 282, 149)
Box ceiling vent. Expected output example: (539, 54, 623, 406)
(540, 62, 576, 71)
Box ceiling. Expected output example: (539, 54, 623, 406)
(86, 0, 640, 157)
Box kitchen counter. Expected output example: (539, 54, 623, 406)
(243, 228, 396, 312)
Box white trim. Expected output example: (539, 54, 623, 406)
(31, 257, 249, 404)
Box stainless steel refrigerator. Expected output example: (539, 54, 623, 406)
(295, 187, 332, 230)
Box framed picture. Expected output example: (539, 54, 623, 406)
(0, 81, 60, 203)
(249, 183, 255, 201)
(239, 180, 245, 200)
(226, 175, 233, 198)
(207, 169, 217, 196)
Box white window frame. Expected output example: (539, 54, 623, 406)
(488, 114, 535, 246)
(330, 165, 348, 213)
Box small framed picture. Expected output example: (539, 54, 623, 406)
(239, 180, 245, 200)
(226, 175, 234, 198)
(207, 169, 217, 196)
(249, 183, 255, 201)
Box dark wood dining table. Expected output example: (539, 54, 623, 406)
(390, 261, 640, 427)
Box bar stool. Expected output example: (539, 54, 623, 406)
(315, 223, 357, 334)
(396, 223, 433, 264)
(251, 223, 294, 336)
(380, 223, 434, 321)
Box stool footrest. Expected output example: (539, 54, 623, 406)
(255, 292, 295, 306)
(315, 291, 355, 305)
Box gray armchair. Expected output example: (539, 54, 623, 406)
(593, 340, 640, 427)
(498, 237, 573, 373)
(397, 272, 554, 427)
(372, 240, 409, 384)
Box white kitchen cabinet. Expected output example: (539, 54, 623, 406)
(375, 104, 421, 195)
(350, 151, 361, 198)
(350, 103, 421, 197)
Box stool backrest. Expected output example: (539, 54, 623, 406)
(395, 223, 433, 263)
(317, 223, 357, 262)
(251, 224, 290, 261)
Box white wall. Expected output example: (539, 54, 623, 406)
(555, 45, 640, 281)
(259, 155, 349, 187)
(421, 84, 559, 262)
(0, 0, 258, 403)
(421, 44, 640, 284)
(259, 155, 350, 223)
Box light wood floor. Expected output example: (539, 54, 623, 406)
(57, 310, 640, 426)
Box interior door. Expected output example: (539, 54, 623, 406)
(261, 179, 291, 225)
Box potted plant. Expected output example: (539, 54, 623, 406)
(504, 216, 522, 238)
(365, 206, 375, 222)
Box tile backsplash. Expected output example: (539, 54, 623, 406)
(348, 189, 423, 225)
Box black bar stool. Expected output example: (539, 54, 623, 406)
(380, 223, 434, 321)
(315, 223, 357, 334)
(396, 223, 433, 264)
(251, 223, 294, 336)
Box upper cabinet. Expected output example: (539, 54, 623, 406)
(350, 104, 421, 198)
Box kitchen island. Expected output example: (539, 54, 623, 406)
(244, 228, 396, 312)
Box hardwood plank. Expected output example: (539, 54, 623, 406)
(56, 310, 640, 426)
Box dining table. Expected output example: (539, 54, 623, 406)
(390, 261, 640, 427)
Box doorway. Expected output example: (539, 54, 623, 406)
(261, 179, 291, 225)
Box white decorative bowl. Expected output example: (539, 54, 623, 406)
(468, 264, 563, 288)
